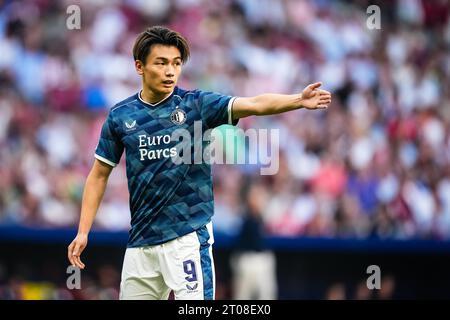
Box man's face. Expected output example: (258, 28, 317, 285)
(136, 44, 182, 95)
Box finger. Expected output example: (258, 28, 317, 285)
(71, 257, 80, 268)
(72, 243, 81, 257)
(71, 244, 82, 266)
(320, 99, 331, 104)
(307, 82, 322, 91)
(69, 254, 76, 267)
(318, 89, 330, 95)
(74, 256, 85, 269)
(317, 105, 329, 109)
(78, 258, 85, 269)
(74, 259, 82, 270)
(73, 242, 87, 268)
(68, 243, 75, 266)
(72, 252, 82, 269)
(69, 255, 75, 267)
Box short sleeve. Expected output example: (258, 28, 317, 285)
(94, 111, 124, 167)
(198, 91, 239, 129)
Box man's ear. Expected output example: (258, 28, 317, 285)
(135, 60, 144, 75)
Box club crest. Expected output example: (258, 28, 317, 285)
(171, 108, 186, 125)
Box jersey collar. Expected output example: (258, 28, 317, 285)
(138, 87, 176, 107)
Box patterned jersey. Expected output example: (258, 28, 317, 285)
(94, 86, 238, 247)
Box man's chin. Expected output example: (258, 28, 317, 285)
(148, 85, 174, 96)
(161, 85, 175, 92)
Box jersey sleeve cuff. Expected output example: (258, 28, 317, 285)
(227, 97, 238, 126)
(94, 153, 117, 167)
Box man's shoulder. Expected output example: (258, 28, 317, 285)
(110, 93, 139, 114)
(174, 87, 202, 101)
(176, 87, 231, 101)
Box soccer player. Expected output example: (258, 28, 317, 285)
(67, 26, 331, 300)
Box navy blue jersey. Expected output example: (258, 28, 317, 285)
(95, 87, 238, 247)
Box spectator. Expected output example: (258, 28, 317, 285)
(231, 183, 277, 300)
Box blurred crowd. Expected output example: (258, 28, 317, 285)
(0, 0, 450, 241)
(0, 262, 120, 300)
(0, 261, 398, 300)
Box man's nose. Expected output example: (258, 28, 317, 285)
(165, 65, 175, 77)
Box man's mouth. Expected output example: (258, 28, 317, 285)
(162, 80, 174, 86)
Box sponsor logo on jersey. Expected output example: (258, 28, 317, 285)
(124, 119, 137, 130)
(186, 283, 198, 292)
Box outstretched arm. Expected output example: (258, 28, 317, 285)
(67, 159, 113, 269)
(232, 82, 331, 120)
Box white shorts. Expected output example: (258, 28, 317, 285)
(119, 222, 215, 300)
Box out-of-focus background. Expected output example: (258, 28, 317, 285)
(1, 0, 450, 300)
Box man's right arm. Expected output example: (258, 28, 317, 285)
(67, 159, 114, 269)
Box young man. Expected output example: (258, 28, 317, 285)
(67, 26, 331, 300)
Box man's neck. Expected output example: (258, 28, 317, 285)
(140, 87, 173, 105)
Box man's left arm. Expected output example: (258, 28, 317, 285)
(232, 82, 331, 120)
